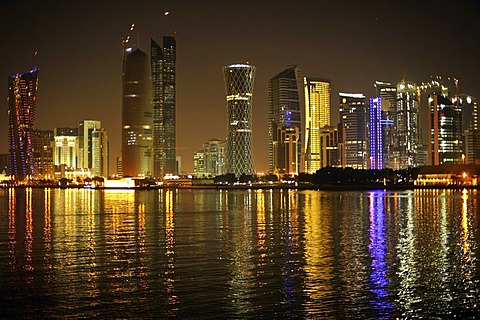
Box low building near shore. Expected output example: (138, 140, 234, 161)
(415, 164, 480, 186)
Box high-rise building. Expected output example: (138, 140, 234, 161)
(54, 127, 78, 168)
(223, 63, 256, 177)
(151, 36, 176, 177)
(78, 120, 101, 169)
(303, 78, 331, 173)
(319, 125, 340, 168)
(396, 81, 419, 168)
(369, 97, 383, 169)
(339, 93, 367, 169)
(268, 66, 303, 175)
(193, 139, 226, 177)
(122, 48, 153, 177)
(459, 95, 479, 164)
(32, 129, 54, 180)
(7, 68, 39, 180)
(91, 128, 109, 177)
(430, 92, 462, 164)
(374, 81, 397, 169)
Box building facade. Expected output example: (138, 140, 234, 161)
(396, 81, 419, 168)
(122, 48, 153, 177)
(430, 93, 462, 164)
(223, 63, 256, 177)
(193, 139, 226, 177)
(91, 128, 109, 177)
(369, 97, 383, 169)
(7, 68, 39, 180)
(32, 129, 54, 180)
(151, 36, 176, 177)
(303, 77, 331, 173)
(54, 127, 78, 168)
(268, 66, 303, 175)
(339, 93, 367, 169)
(78, 120, 101, 169)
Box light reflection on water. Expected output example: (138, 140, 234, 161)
(0, 188, 479, 318)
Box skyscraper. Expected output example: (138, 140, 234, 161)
(32, 129, 54, 180)
(339, 93, 367, 169)
(122, 48, 153, 177)
(8, 68, 39, 180)
(303, 77, 331, 173)
(374, 81, 397, 169)
(396, 81, 419, 168)
(54, 127, 78, 168)
(223, 63, 256, 177)
(151, 36, 176, 177)
(91, 128, 109, 177)
(369, 97, 383, 169)
(268, 66, 303, 175)
(78, 120, 101, 169)
(193, 138, 226, 177)
(430, 92, 462, 164)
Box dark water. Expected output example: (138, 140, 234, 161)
(0, 188, 479, 318)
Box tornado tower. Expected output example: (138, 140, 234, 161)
(223, 63, 256, 177)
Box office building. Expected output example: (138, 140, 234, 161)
(54, 127, 78, 168)
(32, 129, 54, 179)
(303, 77, 331, 173)
(122, 48, 153, 177)
(339, 93, 367, 169)
(374, 81, 397, 169)
(396, 81, 419, 168)
(151, 36, 176, 177)
(223, 63, 256, 177)
(92, 128, 109, 177)
(78, 120, 101, 169)
(268, 66, 303, 175)
(319, 125, 340, 168)
(430, 92, 462, 164)
(369, 97, 383, 169)
(193, 139, 226, 177)
(7, 68, 39, 180)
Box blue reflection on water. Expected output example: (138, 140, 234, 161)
(369, 191, 395, 317)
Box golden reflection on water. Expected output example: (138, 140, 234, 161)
(164, 189, 178, 315)
(8, 188, 16, 270)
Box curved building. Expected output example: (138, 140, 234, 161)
(122, 49, 153, 177)
(8, 68, 39, 180)
(223, 63, 256, 176)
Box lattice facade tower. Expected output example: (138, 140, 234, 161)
(223, 64, 256, 176)
(8, 68, 39, 180)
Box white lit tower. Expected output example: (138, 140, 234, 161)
(396, 81, 419, 168)
(223, 63, 256, 177)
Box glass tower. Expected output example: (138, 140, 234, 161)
(8, 68, 39, 180)
(268, 66, 303, 175)
(339, 93, 367, 169)
(303, 77, 331, 173)
(369, 97, 383, 169)
(223, 63, 256, 177)
(396, 81, 419, 168)
(122, 48, 153, 177)
(151, 36, 176, 177)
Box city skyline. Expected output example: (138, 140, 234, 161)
(1, 1, 480, 173)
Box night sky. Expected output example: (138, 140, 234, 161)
(1, 0, 479, 173)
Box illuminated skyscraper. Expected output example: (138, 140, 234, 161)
(54, 127, 78, 168)
(396, 81, 419, 168)
(193, 138, 226, 177)
(374, 81, 397, 168)
(7, 68, 39, 180)
(303, 77, 331, 173)
(339, 93, 367, 169)
(91, 128, 109, 177)
(268, 66, 303, 175)
(78, 120, 101, 169)
(369, 97, 383, 169)
(32, 129, 54, 180)
(122, 48, 153, 177)
(460, 95, 479, 164)
(223, 63, 256, 177)
(151, 36, 176, 177)
(430, 92, 462, 164)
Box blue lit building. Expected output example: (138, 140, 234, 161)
(369, 97, 383, 169)
(8, 68, 39, 180)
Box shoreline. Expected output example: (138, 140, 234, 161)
(1, 183, 478, 191)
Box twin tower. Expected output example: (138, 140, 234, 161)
(123, 33, 256, 178)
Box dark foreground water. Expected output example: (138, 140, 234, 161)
(0, 188, 479, 318)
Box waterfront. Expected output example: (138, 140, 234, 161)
(0, 188, 479, 318)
